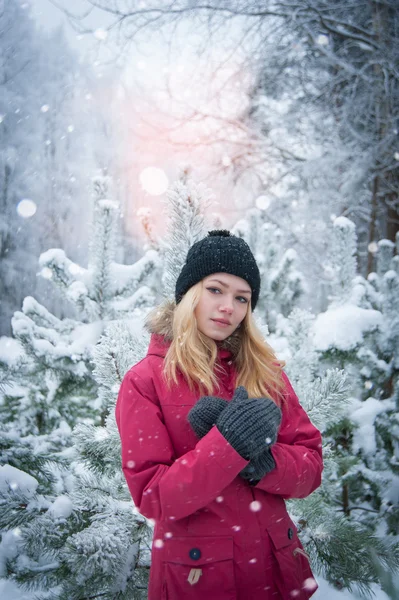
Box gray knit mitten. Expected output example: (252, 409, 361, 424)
(188, 396, 229, 439)
(216, 386, 282, 460)
(239, 449, 276, 484)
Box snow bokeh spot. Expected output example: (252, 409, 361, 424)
(139, 167, 169, 196)
(127, 460, 136, 468)
(316, 34, 329, 46)
(368, 241, 378, 254)
(216, 496, 224, 503)
(153, 539, 164, 548)
(17, 199, 37, 218)
(255, 195, 271, 210)
(41, 104, 50, 113)
(94, 29, 108, 40)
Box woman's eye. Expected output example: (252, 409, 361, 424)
(207, 287, 221, 294)
(237, 296, 248, 303)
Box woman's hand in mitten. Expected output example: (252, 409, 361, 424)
(216, 386, 282, 460)
(240, 448, 276, 484)
(187, 395, 229, 439)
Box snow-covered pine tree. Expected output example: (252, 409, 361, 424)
(0, 173, 212, 599)
(232, 208, 305, 333)
(39, 175, 161, 327)
(284, 307, 399, 595)
(312, 218, 399, 547)
(0, 175, 162, 597)
(161, 168, 212, 300)
(360, 235, 399, 537)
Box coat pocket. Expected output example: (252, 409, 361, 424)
(161, 536, 236, 600)
(267, 517, 317, 600)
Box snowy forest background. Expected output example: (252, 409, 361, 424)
(1, 1, 399, 599)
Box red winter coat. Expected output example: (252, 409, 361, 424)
(115, 324, 323, 600)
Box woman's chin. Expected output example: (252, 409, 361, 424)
(201, 326, 231, 341)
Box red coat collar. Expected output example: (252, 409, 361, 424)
(147, 333, 233, 361)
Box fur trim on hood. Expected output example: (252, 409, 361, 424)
(144, 299, 242, 357)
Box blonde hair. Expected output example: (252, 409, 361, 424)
(163, 282, 286, 405)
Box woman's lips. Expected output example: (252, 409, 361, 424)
(211, 319, 231, 327)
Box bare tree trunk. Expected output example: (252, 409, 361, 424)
(369, 1, 398, 251)
(386, 185, 399, 243)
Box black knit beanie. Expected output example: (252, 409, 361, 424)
(175, 230, 261, 310)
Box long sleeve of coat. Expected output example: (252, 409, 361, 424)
(254, 372, 323, 498)
(115, 369, 248, 522)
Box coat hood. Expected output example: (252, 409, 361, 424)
(144, 299, 242, 358)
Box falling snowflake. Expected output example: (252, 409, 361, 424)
(127, 460, 136, 468)
(153, 539, 164, 548)
(41, 105, 50, 113)
(249, 500, 262, 512)
(216, 496, 224, 503)
(302, 578, 318, 592)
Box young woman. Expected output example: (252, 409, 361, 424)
(115, 230, 323, 600)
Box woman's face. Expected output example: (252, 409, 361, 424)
(194, 272, 251, 341)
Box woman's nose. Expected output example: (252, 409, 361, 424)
(220, 300, 234, 314)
